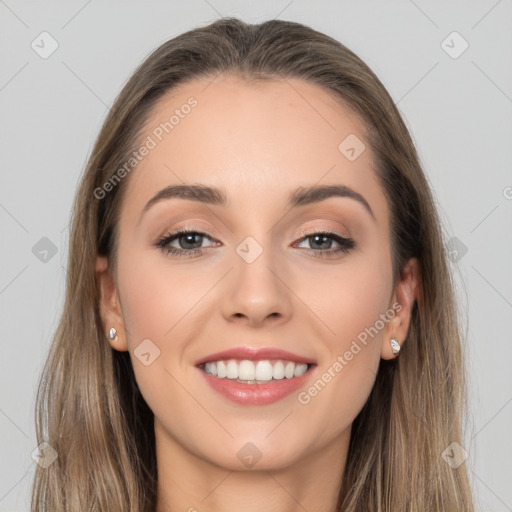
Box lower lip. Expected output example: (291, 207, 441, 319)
(197, 365, 316, 405)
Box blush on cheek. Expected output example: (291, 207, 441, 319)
(322, 278, 389, 340)
(116, 253, 176, 339)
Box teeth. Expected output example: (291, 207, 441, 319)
(239, 360, 255, 380)
(255, 361, 273, 381)
(226, 360, 238, 379)
(202, 359, 310, 382)
(284, 361, 295, 379)
(217, 361, 227, 378)
(204, 362, 217, 376)
(294, 363, 308, 377)
(273, 360, 285, 380)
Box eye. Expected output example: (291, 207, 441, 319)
(155, 228, 218, 258)
(155, 227, 356, 259)
(294, 230, 356, 258)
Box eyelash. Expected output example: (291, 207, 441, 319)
(155, 227, 356, 259)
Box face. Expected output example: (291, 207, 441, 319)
(97, 74, 417, 471)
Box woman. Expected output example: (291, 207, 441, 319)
(31, 17, 474, 511)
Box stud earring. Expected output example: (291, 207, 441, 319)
(390, 337, 401, 355)
(108, 327, 118, 341)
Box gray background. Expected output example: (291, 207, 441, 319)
(1, 1, 511, 510)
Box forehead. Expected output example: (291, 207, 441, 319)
(121, 73, 387, 225)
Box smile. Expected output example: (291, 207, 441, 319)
(201, 359, 310, 383)
(195, 346, 317, 405)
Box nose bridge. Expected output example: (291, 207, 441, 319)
(221, 232, 293, 326)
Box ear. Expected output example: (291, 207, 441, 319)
(381, 257, 421, 360)
(96, 256, 128, 352)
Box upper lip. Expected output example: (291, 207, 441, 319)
(195, 347, 316, 366)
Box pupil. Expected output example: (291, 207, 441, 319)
(311, 234, 331, 250)
(181, 233, 201, 249)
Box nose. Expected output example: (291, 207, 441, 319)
(221, 244, 293, 328)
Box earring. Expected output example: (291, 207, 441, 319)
(108, 327, 118, 341)
(390, 337, 401, 355)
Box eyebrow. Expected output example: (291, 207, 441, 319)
(140, 183, 375, 221)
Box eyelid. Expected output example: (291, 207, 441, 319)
(294, 225, 351, 241)
(159, 223, 216, 238)
(157, 223, 351, 243)
(157, 226, 218, 246)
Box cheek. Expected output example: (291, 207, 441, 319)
(307, 250, 392, 351)
(117, 248, 213, 343)
(292, 252, 391, 432)
(115, 249, 208, 413)
(115, 247, 222, 405)
(326, 269, 390, 344)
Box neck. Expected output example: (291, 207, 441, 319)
(154, 420, 349, 512)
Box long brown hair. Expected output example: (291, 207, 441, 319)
(31, 17, 474, 511)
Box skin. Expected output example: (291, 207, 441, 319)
(96, 74, 419, 512)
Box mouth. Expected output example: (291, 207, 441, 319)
(195, 347, 317, 405)
(198, 359, 315, 384)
